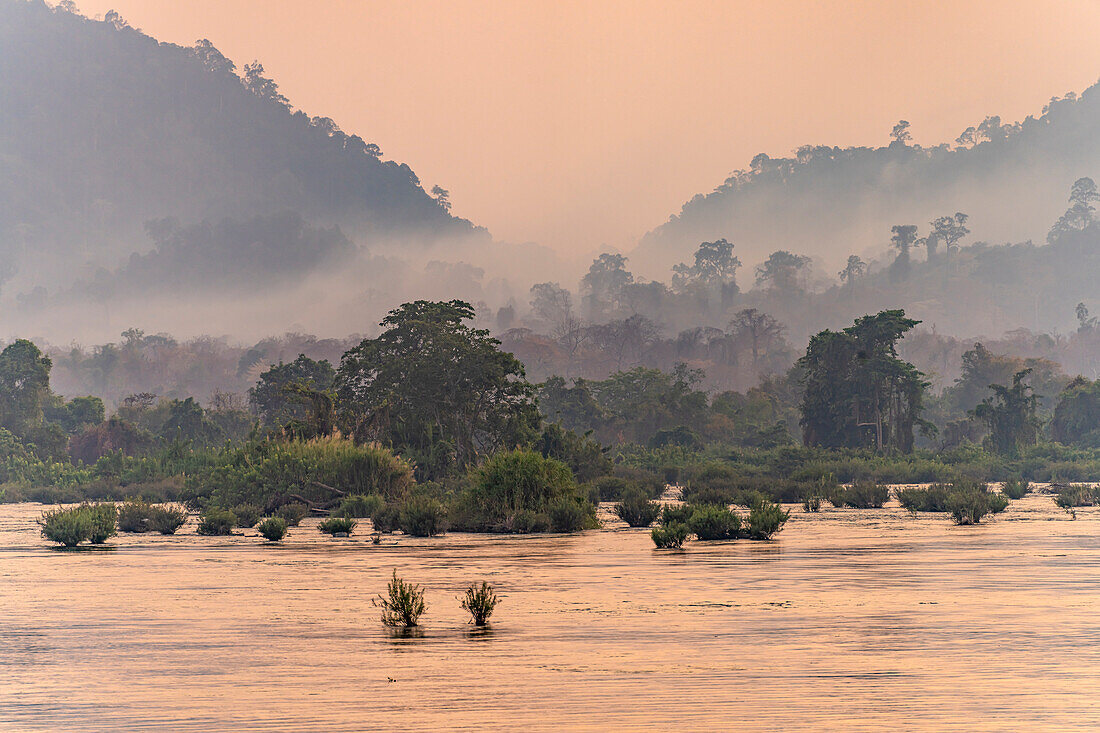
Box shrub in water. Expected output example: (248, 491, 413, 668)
(614, 487, 661, 527)
(86, 503, 118, 544)
(946, 488, 995, 525)
(117, 499, 153, 533)
(746, 500, 791, 539)
(1054, 484, 1096, 508)
(275, 503, 309, 526)
(371, 502, 402, 532)
(687, 505, 742, 540)
(38, 505, 92, 547)
(842, 481, 890, 509)
(660, 504, 693, 526)
(651, 523, 688, 549)
(318, 516, 357, 535)
(1001, 479, 1030, 500)
(197, 508, 237, 536)
(897, 484, 954, 512)
(374, 570, 426, 627)
(232, 503, 262, 528)
(509, 509, 550, 533)
(335, 494, 384, 519)
(461, 581, 499, 626)
(400, 494, 447, 537)
(547, 495, 594, 533)
(148, 505, 188, 535)
(802, 495, 822, 512)
(258, 516, 288, 541)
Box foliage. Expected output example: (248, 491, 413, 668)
(196, 508, 237, 536)
(547, 495, 596, 533)
(801, 494, 822, 512)
(334, 493, 383, 518)
(660, 504, 694, 526)
(832, 481, 890, 509)
(85, 503, 118, 544)
(275, 502, 309, 526)
(399, 494, 447, 537)
(746, 500, 790, 539)
(687, 505, 741, 540)
(799, 311, 931, 453)
(460, 581, 499, 626)
(231, 503, 262, 528)
(336, 300, 539, 479)
(117, 498, 154, 532)
(258, 516, 288, 541)
(148, 505, 187, 534)
(972, 369, 1041, 456)
(536, 423, 613, 483)
(374, 570, 426, 627)
(1053, 484, 1098, 508)
(318, 517, 357, 535)
(249, 354, 336, 433)
(38, 505, 94, 547)
(651, 523, 688, 549)
(1001, 479, 1030, 500)
(1051, 377, 1100, 448)
(371, 502, 402, 533)
(614, 488, 661, 527)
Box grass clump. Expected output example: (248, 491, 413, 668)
(117, 499, 153, 532)
(651, 523, 688, 549)
(374, 570, 426, 627)
(231, 504, 262, 528)
(334, 493, 384, 519)
(614, 487, 661, 527)
(318, 516, 357, 535)
(687, 504, 741, 540)
(1001, 479, 1030, 500)
(38, 503, 117, 546)
(1053, 484, 1097, 508)
(258, 516, 288, 541)
(746, 499, 791, 539)
(399, 494, 447, 537)
(461, 581, 499, 626)
(148, 505, 188, 535)
(275, 502, 309, 526)
(196, 508, 237, 536)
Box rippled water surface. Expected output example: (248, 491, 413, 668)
(3, 493, 1100, 731)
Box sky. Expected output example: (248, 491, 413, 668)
(74, 0, 1100, 257)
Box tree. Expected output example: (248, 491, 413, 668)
(0, 340, 52, 438)
(1051, 377, 1100, 447)
(1048, 177, 1099, 243)
(672, 239, 741, 292)
(430, 185, 452, 212)
(799, 310, 931, 453)
(889, 225, 918, 279)
(249, 355, 336, 427)
(838, 255, 866, 284)
(335, 300, 539, 477)
(580, 253, 634, 318)
(928, 212, 970, 259)
(754, 250, 810, 292)
(890, 120, 911, 145)
(243, 61, 289, 106)
(971, 369, 1040, 456)
(728, 308, 785, 376)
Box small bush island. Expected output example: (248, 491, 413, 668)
(258, 516, 288, 541)
(196, 508, 236, 536)
(375, 570, 426, 627)
(318, 516, 357, 535)
(614, 487, 661, 527)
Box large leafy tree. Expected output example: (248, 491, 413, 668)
(799, 310, 931, 452)
(249, 354, 336, 429)
(971, 369, 1040, 456)
(0, 339, 52, 437)
(335, 300, 539, 477)
(1051, 376, 1100, 447)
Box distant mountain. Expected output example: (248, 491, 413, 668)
(0, 0, 486, 294)
(634, 81, 1100, 276)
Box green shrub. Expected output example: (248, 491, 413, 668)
(801, 495, 822, 512)
(374, 570, 426, 627)
(509, 509, 550, 533)
(197, 508, 237, 536)
(335, 493, 384, 518)
(85, 503, 118, 544)
(1001, 479, 1030, 500)
(275, 502, 309, 526)
(400, 494, 447, 537)
(547, 495, 595, 533)
(38, 505, 92, 546)
(148, 505, 188, 535)
(746, 500, 790, 539)
(318, 516, 356, 535)
(897, 484, 954, 512)
(660, 503, 693, 526)
(371, 503, 402, 532)
(117, 499, 154, 532)
(614, 488, 661, 527)
(687, 505, 741, 540)
(258, 516, 288, 541)
(946, 488, 995, 525)
(461, 581, 499, 626)
(1053, 484, 1097, 508)
(651, 523, 687, 549)
(840, 481, 890, 509)
(232, 503, 262, 528)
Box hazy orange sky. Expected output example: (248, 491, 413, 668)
(74, 0, 1100, 256)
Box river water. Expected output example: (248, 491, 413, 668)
(2, 492, 1099, 731)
